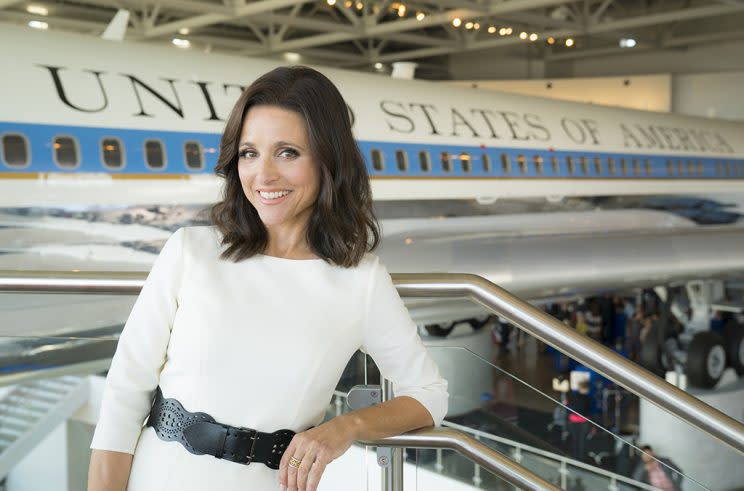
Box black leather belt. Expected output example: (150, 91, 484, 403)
(146, 387, 295, 469)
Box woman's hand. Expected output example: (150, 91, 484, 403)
(278, 415, 358, 491)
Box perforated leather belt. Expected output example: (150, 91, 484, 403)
(146, 387, 295, 469)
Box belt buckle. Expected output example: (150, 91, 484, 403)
(242, 428, 258, 465)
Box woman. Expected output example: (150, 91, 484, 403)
(87, 66, 448, 491)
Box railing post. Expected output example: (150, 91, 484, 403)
(381, 378, 404, 491)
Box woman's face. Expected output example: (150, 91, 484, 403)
(237, 105, 321, 235)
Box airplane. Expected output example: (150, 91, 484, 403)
(1, 22, 744, 392)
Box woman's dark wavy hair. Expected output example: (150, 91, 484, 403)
(210, 65, 380, 267)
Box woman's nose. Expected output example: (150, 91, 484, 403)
(255, 156, 279, 183)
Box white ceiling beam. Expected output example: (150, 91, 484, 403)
(251, 12, 455, 47)
(141, 0, 311, 39)
(0, 11, 104, 32)
(0, 0, 23, 8)
(245, 0, 572, 54)
(587, 3, 744, 34)
(545, 27, 744, 61)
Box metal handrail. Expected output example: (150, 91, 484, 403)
(2, 270, 744, 456)
(331, 390, 656, 490)
(391, 273, 744, 456)
(364, 427, 560, 491)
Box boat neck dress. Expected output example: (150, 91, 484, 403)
(90, 225, 449, 490)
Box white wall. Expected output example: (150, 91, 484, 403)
(673, 71, 744, 121)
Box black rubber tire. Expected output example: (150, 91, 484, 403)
(423, 323, 455, 337)
(687, 331, 727, 389)
(723, 321, 744, 375)
(639, 323, 665, 376)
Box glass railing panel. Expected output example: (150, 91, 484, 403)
(422, 342, 713, 490)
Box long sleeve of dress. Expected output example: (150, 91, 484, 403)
(90, 227, 185, 454)
(361, 258, 449, 426)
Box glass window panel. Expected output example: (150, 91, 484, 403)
(101, 138, 123, 169)
(184, 141, 203, 170)
(54, 136, 78, 168)
(145, 140, 166, 169)
(418, 150, 430, 172)
(370, 149, 384, 171)
(395, 150, 407, 172)
(1, 134, 29, 168)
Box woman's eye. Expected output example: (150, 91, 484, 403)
(239, 149, 257, 159)
(279, 148, 299, 159)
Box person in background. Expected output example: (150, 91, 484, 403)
(632, 445, 683, 491)
(566, 379, 592, 461)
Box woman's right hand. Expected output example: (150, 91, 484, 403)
(88, 449, 133, 491)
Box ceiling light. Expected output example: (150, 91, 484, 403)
(505, 27, 513, 35)
(416, 11, 425, 21)
(284, 52, 301, 62)
(488, 26, 496, 34)
(26, 5, 48, 16)
(547, 36, 555, 45)
(452, 17, 461, 27)
(465, 22, 473, 29)
(474, 22, 480, 30)
(565, 38, 574, 47)
(498, 27, 506, 35)
(619, 38, 637, 48)
(345, 0, 353, 6)
(356, 1, 363, 10)
(374, 62, 383, 69)
(327, 0, 336, 5)
(172, 38, 191, 48)
(529, 33, 538, 41)
(28, 20, 48, 30)
(178, 27, 189, 35)
(397, 4, 406, 16)
(519, 31, 528, 40)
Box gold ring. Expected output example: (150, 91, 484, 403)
(289, 457, 302, 468)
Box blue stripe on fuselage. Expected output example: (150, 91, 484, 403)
(1, 121, 742, 179)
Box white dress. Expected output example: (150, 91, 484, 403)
(90, 225, 449, 491)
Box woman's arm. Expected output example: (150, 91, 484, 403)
(340, 394, 433, 441)
(87, 449, 133, 491)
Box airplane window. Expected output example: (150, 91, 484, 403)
(501, 153, 511, 174)
(550, 156, 559, 174)
(517, 154, 527, 174)
(441, 151, 452, 172)
(579, 156, 588, 175)
(395, 150, 408, 172)
(593, 156, 602, 175)
(607, 157, 616, 175)
(696, 161, 703, 176)
(566, 156, 575, 175)
(53, 136, 78, 168)
(370, 149, 384, 171)
(459, 152, 471, 173)
(1, 133, 29, 168)
(677, 160, 683, 176)
(145, 140, 166, 169)
(533, 155, 544, 175)
(418, 150, 430, 172)
(184, 141, 203, 170)
(101, 138, 124, 169)
(666, 159, 674, 176)
(726, 161, 732, 177)
(716, 161, 723, 176)
(620, 158, 628, 176)
(632, 159, 640, 176)
(644, 159, 652, 175)
(482, 153, 491, 173)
